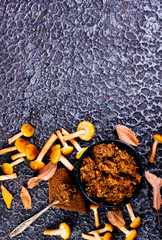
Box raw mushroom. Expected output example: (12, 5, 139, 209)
(56, 130, 74, 155)
(118, 227, 137, 240)
(93, 232, 102, 240)
(43, 223, 71, 239)
(0, 138, 28, 156)
(0, 173, 17, 181)
(126, 203, 141, 228)
(29, 133, 58, 171)
(8, 124, 34, 144)
(90, 204, 100, 228)
(11, 144, 38, 161)
(149, 134, 162, 163)
(63, 121, 95, 141)
(1, 157, 25, 175)
(61, 128, 88, 159)
(89, 223, 113, 235)
(49, 145, 74, 171)
(103, 232, 113, 240)
(81, 233, 103, 240)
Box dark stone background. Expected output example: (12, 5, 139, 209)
(0, 0, 161, 239)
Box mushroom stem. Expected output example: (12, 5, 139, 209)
(61, 128, 82, 152)
(0, 146, 17, 155)
(89, 223, 113, 235)
(43, 229, 63, 236)
(63, 129, 86, 141)
(94, 208, 100, 228)
(149, 140, 158, 163)
(126, 204, 135, 221)
(118, 226, 130, 235)
(36, 133, 57, 162)
(93, 232, 102, 240)
(0, 173, 17, 181)
(56, 130, 68, 147)
(82, 233, 103, 240)
(11, 157, 25, 167)
(11, 152, 25, 161)
(8, 132, 23, 144)
(60, 155, 74, 171)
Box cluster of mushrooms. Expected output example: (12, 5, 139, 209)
(0, 122, 161, 240)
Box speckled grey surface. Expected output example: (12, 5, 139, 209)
(0, 0, 161, 239)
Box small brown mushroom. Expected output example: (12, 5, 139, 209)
(90, 204, 100, 228)
(0, 138, 28, 156)
(118, 227, 137, 240)
(103, 232, 113, 240)
(1, 157, 25, 175)
(43, 223, 71, 239)
(30, 160, 45, 171)
(149, 134, 162, 163)
(11, 144, 38, 161)
(81, 233, 103, 240)
(89, 223, 113, 235)
(63, 121, 95, 141)
(61, 128, 88, 159)
(0, 173, 17, 181)
(49, 145, 74, 171)
(8, 124, 34, 144)
(56, 130, 74, 155)
(126, 203, 141, 228)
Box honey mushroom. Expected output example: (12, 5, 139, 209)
(43, 223, 71, 239)
(103, 232, 113, 240)
(11, 144, 38, 161)
(8, 124, 34, 144)
(63, 121, 95, 141)
(126, 203, 141, 228)
(61, 128, 88, 159)
(0, 138, 28, 156)
(49, 144, 74, 171)
(0, 173, 17, 181)
(88, 223, 113, 235)
(149, 134, 162, 163)
(1, 157, 25, 175)
(81, 233, 103, 240)
(30, 133, 57, 171)
(90, 204, 100, 228)
(56, 130, 74, 156)
(117, 227, 137, 240)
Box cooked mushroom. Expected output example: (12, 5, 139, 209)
(149, 134, 162, 163)
(0, 138, 28, 156)
(11, 144, 38, 161)
(81, 233, 103, 240)
(103, 232, 113, 240)
(63, 121, 95, 141)
(0, 173, 17, 181)
(56, 130, 74, 155)
(89, 223, 113, 235)
(43, 223, 71, 239)
(1, 157, 25, 175)
(8, 124, 34, 144)
(90, 204, 100, 228)
(49, 145, 74, 171)
(61, 128, 88, 159)
(126, 203, 141, 228)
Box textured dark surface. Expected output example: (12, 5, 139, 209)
(0, 0, 161, 239)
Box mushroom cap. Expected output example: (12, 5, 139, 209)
(59, 223, 71, 239)
(50, 144, 61, 163)
(15, 138, 28, 153)
(105, 223, 114, 232)
(30, 160, 45, 171)
(103, 232, 113, 240)
(77, 121, 95, 141)
(125, 230, 137, 240)
(153, 134, 162, 143)
(21, 124, 34, 137)
(90, 203, 99, 210)
(25, 144, 38, 160)
(130, 217, 141, 229)
(76, 147, 88, 159)
(61, 146, 74, 156)
(1, 163, 13, 175)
